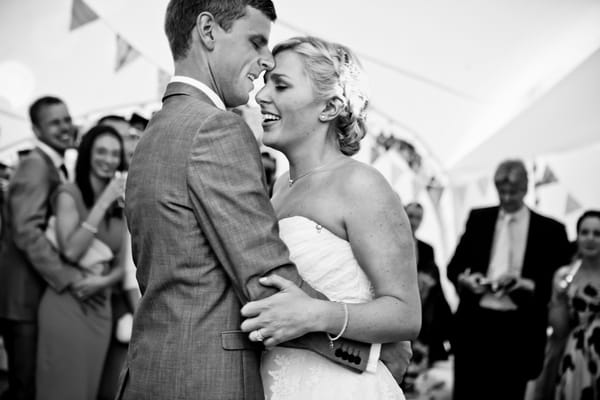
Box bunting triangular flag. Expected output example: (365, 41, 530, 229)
(116, 35, 141, 72)
(565, 194, 582, 215)
(70, 0, 98, 31)
(535, 166, 558, 187)
(426, 178, 444, 208)
(427, 185, 444, 208)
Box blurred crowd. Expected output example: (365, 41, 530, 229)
(402, 159, 599, 400)
(1, 96, 598, 400)
(0, 96, 146, 400)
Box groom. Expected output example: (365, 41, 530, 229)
(118, 1, 407, 399)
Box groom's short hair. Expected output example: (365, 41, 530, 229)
(165, 0, 277, 61)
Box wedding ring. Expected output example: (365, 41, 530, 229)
(251, 329, 265, 342)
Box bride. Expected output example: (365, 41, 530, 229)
(241, 36, 421, 399)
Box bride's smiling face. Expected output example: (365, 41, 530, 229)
(255, 50, 325, 152)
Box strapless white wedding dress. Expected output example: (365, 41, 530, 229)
(261, 216, 405, 399)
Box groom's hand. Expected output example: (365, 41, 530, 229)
(240, 275, 322, 348)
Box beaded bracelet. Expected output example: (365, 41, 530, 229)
(327, 302, 348, 348)
(81, 221, 98, 234)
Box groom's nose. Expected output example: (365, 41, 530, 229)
(259, 51, 275, 71)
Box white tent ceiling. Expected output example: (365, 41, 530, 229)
(0, 0, 161, 157)
(452, 47, 600, 179)
(1, 0, 600, 179)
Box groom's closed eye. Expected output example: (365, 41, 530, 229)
(250, 34, 268, 50)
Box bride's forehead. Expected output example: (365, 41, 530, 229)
(271, 52, 309, 76)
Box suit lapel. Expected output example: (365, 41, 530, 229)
(34, 147, 60, 183)
(480, 206, 500, 275)
(521, 210, 538, 278)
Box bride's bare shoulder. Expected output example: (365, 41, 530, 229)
(335, 159, 394, 194)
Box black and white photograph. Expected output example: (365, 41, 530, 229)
(1, 1, 599, 399)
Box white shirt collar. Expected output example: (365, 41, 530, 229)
(36, 140, 64, 169)
(170, 75, 226, 111)
(499, 204, 529, 222)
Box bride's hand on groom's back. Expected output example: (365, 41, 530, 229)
(241, 275, 324, 348)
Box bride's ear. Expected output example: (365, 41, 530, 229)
(196, 12, 217, 50)
(318, 97, 344, 123)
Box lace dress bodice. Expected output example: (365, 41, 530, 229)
(555, 276, 600, 400)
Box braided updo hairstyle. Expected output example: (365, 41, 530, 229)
(272, 36, 369, 156)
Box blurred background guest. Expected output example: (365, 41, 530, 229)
(95, 114, 143, 400)
(403, 202, 453, 397)
(0, 96, 82, 400)
(0, 162, 12, 246)
(97, 115, 139, 165)
(549, 210, 600, 400)
(447, 159, 571, 400)
(36, 125, 127, 400)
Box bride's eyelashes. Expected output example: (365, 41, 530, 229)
(272, 77, 290, 91)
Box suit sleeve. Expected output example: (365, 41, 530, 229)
(9, 156, 81, 292)
(419, 242, 440, 281)
(554, 223, 571, 269)
(447, 210, 476, 286)
(186, 112, 320, 303)
(515, 219, 571, 311)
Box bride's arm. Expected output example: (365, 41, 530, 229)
(241, 164, 421, 345)
(325, 165, 421, 343)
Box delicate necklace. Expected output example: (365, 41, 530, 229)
(288, 158, 343, 187)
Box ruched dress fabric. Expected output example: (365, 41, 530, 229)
(555, 280, 600, 400)
(261, 216, 405, 400)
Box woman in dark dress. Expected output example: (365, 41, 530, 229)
(36, 125, 128, 400)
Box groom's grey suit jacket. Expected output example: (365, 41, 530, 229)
(118, 82, 371, 399)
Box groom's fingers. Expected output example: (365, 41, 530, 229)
(240, 316, 263, 332)
(263, 337, 278, 348)
(258, 274, 294, 291)
(240, 300, 266, 317)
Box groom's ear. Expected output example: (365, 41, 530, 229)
(196, 12, 217, 50)
(319, 97, 344, 122)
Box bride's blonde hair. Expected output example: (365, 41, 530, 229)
(272, 36, 369, 156)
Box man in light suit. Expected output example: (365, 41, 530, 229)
(447, 159, 571, 400)
(118, 1, 404, 399)
(0, 96, 83, 400)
